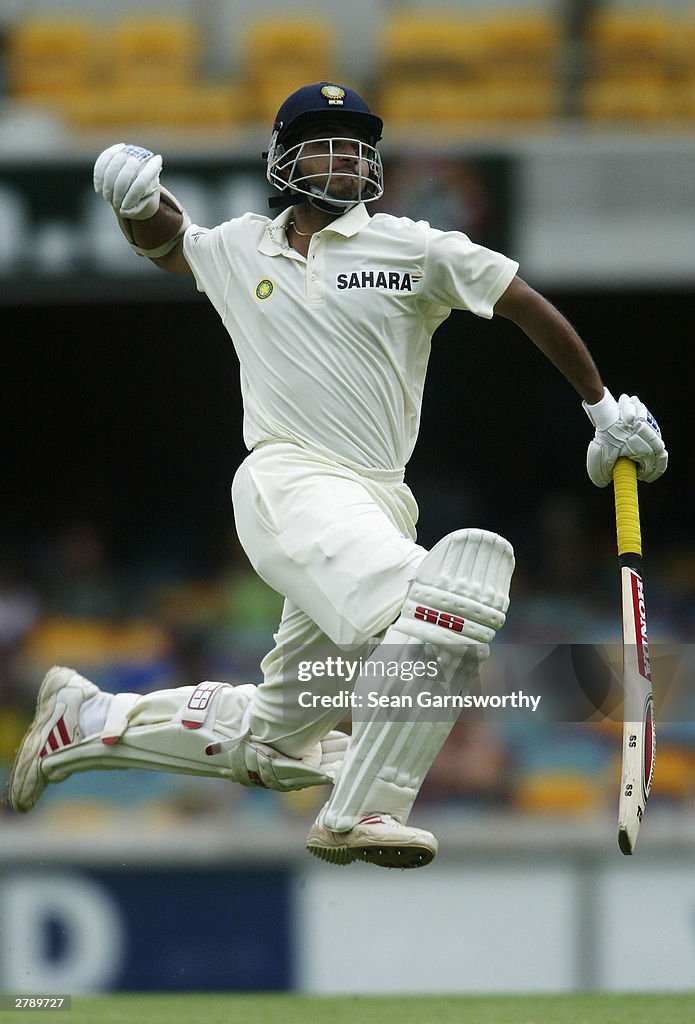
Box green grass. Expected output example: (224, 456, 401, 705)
(5, 992, 695, 1024)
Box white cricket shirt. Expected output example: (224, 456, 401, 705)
(183, 203, 518, 473)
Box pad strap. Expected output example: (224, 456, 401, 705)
(116, 185, 191, 258)
(101, 693, 140, 745)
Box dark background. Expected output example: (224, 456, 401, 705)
(3, 286, 686, 578)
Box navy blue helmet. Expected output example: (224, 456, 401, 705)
(266, 82, 384, 212)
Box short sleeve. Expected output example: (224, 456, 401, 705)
(421, 225, 519, 319)
(183, 223, 231, 317)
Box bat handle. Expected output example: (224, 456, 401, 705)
(613, 456, 642, 559)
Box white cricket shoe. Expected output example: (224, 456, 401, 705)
(306, 812, 438, 869)
(9, 666, 99, 813)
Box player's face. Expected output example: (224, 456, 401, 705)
(292, 123, 374, 200)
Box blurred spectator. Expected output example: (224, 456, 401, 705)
(38, 519, 124, 620)
(417, 722, 514, 809)
(0, 544, 40, 700)
(3, 513, 693, 823)
(507, 490, 615, 643)
(0, 544, 41, 801)
(209, 530, 284, 676)
(150, 528, 283, 683)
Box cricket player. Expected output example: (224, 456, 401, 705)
(9, 83, 667, 868)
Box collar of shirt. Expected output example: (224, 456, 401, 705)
(258, 203, 370, 256)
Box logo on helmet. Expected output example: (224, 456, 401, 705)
(320, 84, 346, 106)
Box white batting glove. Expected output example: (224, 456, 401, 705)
(93, 142, 163, 220)
(231, 730, 349, 791)
(583, 388, 668, 487)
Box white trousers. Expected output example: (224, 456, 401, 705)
(231, 442, 427, 758)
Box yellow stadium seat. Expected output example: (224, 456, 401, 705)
(458, 80, 561, 123)
(378, 14, 480, 128)
(243, 17, 340, 122)
(381, 13, 487, 76)
(377, 11, 563, 127)
(650, 745, 695, 803)
(26, 617, 170, 666)
(44, 15, 249, 132)
(514, 771, 605, 815)
(586, 11, 673, 78)
(676, 78, 695, 120)
(378, 80, 467, 127)
(379, 77, 560, 128)
(477, 12, 563, 80)
(582, 11, 677, 123)
(668, 15, 695, 119)
(7, 17, 95, 100)
(108, 16, 201, 88)
(7, 14, 247, 132)
(27, 618, 116, 663)
(607, 743, 695, 805)
(582, 76, 671, 123)
(64, 82, 249, 131)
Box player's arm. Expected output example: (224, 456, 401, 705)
(93, 143, 192, 276)
(494, 274, 603, 404)
(494, 274, 668, 487)
(126, 200, 191, 275)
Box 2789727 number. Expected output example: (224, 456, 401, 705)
(0, 995, 71, 1011)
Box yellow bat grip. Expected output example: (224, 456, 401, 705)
(613, 457, 642, 557)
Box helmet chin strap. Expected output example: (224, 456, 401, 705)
(306, 189, 359, 215)
(268, 192, 303, 210)
(268, 190, 358, 215)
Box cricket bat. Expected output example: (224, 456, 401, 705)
(613, 456, 655, 855)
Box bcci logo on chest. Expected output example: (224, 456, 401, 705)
(255, 278, 274, 300)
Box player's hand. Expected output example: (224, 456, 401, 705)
(313, 729, 349, 782)
(236, 730, 349, 791)
(93, 142, 163, 220)
(583, 388, 668, 487)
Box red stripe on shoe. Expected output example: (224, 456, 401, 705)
(56, 716, 71, 746)
(41, 716, 73, 758)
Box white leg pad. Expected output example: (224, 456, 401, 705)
(322, 529, 515, 831)
(43, 681, 347, 792)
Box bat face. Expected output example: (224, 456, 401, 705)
(618, 565, 655, 854)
